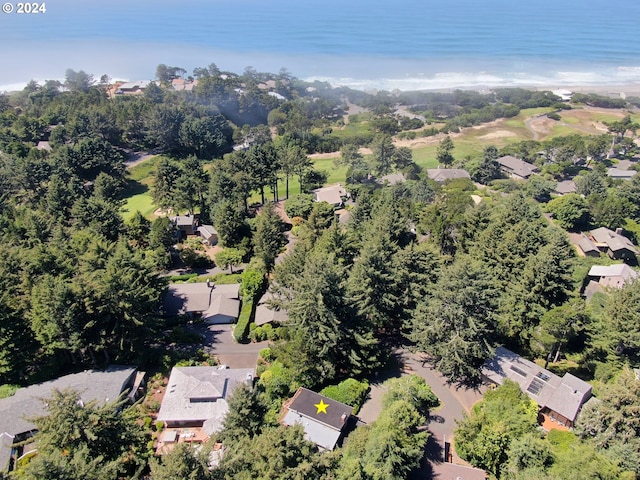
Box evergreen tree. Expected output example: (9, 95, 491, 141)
(409, 256, 497, 382)
(436, 135, 455, 167)
(20, 389, 149, 479)
(253, 202, 286, 271)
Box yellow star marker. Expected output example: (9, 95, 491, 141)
(314, 399, 329, 414)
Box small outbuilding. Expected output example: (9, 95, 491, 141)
(198, 225, 218, 246)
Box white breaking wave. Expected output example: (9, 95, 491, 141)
(306, 66, 640, 92)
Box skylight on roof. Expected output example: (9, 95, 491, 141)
(527, 378, 545, 396)
(510, 365, 527, 377)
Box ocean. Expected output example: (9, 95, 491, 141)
(1, 0, 640, 91)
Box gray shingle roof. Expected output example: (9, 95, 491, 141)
(588, 264, 638, 289)
(377, 173, 407, 185)
(312, 185, 346, 205)
(157, 367, 253, 434)
(426, 168, 471, 183)
(254, 291, 288, 326)
(590, 227, 638, 254)
(497, 156, 539, 179)
(163, 283, 240, 317)
(482, 347, 592, 424)
(0, 366, 137, 439)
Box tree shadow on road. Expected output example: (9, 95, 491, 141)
(409, 432, 442, 480)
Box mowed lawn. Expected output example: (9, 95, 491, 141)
(120, 156, 162, 220)
(119, 105, 628, 216)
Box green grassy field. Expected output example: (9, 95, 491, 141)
(119, 105, 637, 217)
(120, 155, 162, 220)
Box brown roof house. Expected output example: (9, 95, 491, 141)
(426, 168, 471, 183)
(171, 214, 197, 236)
(553, 180, 577, 195)
(312, 184, 347, 207)
(589, 227, 638, 262)
(482, 347, 592, 428)
(0, 366, 143, 474)
(496, 156, 539, 180)
(157, 367, 254, 441)
(281, 388, 353, 451)
(254, 291, 288, 326)
(376, 173, 407, 185)
(162, 282, 240, 324)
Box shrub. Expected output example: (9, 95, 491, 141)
(259, 347, 274, 362)
(148, 400, 160, 413)
(143, 416, 152, 429)
(0, 384, 19, 399)
(262, 323, 275, 341)
(320, 378, 370, 414)
(251, 326, 266, 342)
(285, 194, 315, 219)
(167, 273, 198, 282)
(155, 420, 164, 432)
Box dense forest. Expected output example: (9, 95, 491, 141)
(1, 64, 640, 479)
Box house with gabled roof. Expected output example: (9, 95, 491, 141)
(254, 291, 288, 326)
(589, 227, 638, 262)
(198, 224, 218, 246)
(607, 168, 637, 181)
(0, 366, 143, 474)
(426, 168, 471, 183)
(376, 173, 407, 185)
(156, 367, 253, 445)
(281, 387, 353, 451)
(496, 156, 539, 180)
(554, 180, 577, 195)
(482, 347, 592, 428)
(171, 214, 197, 236)
(162, 282, 240, 324)
(312, 184, 347, 207)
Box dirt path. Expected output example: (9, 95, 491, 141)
(125, 152, 157, 170)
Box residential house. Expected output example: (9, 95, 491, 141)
(589, 227, 638, 262)
(583, 263, 638, 299)
(587, 264, 638, 289)
(115, 80, 153, 95)
(156, 367, 254, 444)
(254, 291, 288, 326)
(312, 184, 347, 207)
(553, 180, 577, 195)
(281, 387, 352, 451)
(162, 282, 240, 324)
(171, 214, 197, 236)
(198, 224, 218, 246)
(0, 366, 143, 474)
(482, 347, 592, 428)
(376, 173, 407, 185)
(607, 168, 637, 180)
(575, 234, 600, 257)
(496, 156, 539, 180)
(426, 168, 471, 183)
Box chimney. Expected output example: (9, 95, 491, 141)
(341, 413, 347, 423)
(615, 227, 623, 235)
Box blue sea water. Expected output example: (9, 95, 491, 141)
(1, 0, 640, 91)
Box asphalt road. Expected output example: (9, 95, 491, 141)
(358, 349, 486, 470)
(192, 324, 267, 369)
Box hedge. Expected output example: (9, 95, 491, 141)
(233, 298, 256, 342)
